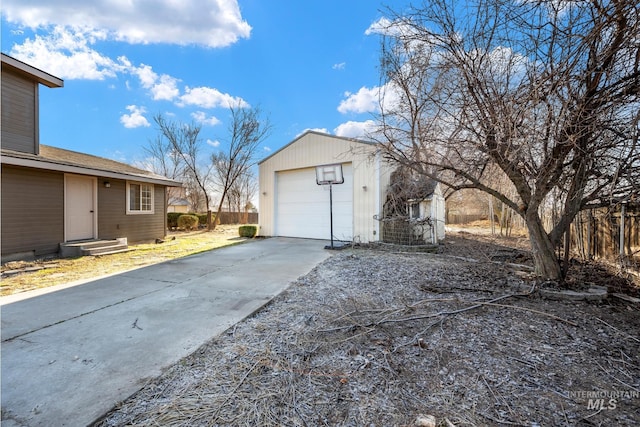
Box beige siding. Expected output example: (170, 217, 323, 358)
(97, 180, 167, 243)
(1, 69, 38, 154)
(1, 165, 64, 257)
(259, 132, 391, 243)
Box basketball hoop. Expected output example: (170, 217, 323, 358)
(315, 163, 344, 185)
(315, 163, 345, 249)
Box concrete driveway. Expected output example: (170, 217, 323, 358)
(1, 237, 331, 427)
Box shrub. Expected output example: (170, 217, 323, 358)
(167, 212, 182, 229)
(177, 214, 199, 231)
(238, 225, 257, 238)
(196, 213, 209, 227)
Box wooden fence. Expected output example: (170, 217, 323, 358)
(446, 213, 488, 224)
(570, 205, 640, 265)
(216, 212, 258, 225)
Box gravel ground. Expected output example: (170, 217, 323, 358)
(94, 233, 640, 427)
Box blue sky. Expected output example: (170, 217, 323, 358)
(1, 0, 396, 167)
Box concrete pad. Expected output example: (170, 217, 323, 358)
(1, 238, 331, 427)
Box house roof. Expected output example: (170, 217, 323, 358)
(1, 53, 64, 88)
(1, 145, 182, 186)
(169, 198, 190, 206)
(258, 130, 378, 165)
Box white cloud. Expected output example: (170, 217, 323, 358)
(206, 139, 221, 147)
(10, 26, 125, 80)
(126, 62, 181, 101)
(3, 0, 251, 48)
(179, 86, 249, 109)
(8, 26, 247, 112)
(133, 64, 157, 87)
(334, 120, 377, 139)
(192, 111, 221, 126)
(120, 105, 150, 128)
(338, 86, 380, 114)
(296, 128, 328, 137)
(263, 146, 272, 152)
(150, 77, 179, 101)
(365, 17, 422, 39)
(365, 17, 394, 36)
(332, 62, 346, 70)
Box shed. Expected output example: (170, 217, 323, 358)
(258, 131, 392, 243)
(381, 166, 446, 245)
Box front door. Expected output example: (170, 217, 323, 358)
(65, 174, 96, 241)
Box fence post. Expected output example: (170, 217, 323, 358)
(620, 202, 626, 260)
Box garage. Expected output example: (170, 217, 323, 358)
(275, 164, 353, 240)
(259, 131, 392, 243)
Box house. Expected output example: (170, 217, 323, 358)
(258, 131, 393, 243)
(168, 198, 190, 213)
(1, 53, 181, 262)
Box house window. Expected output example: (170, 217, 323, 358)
(127, 182, 154, 214)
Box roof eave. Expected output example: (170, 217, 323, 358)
(1, 53, 64, 88)
(258, 130, 379, 165)
(1, 155, 182, 187)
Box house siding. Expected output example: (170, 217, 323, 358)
(259, 132, 391, 243)
(1, 69, 38, 154)
(97, 180, 167, 243)
(1, 165, 64, 257)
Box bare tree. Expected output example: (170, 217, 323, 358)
(210, 104, 271, 231)
(142, 135, 187, 214)
(183, 176, 206, 213)
(154, 114, 214, 229)
(373, 0, 640, 281)
(227, 172, 259, 223)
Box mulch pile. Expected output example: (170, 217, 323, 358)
(95, 232, 640, 426)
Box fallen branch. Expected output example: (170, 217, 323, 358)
(595, 317, 640, 343)
(376, 293, 520, 325)
(479, 302, 578, 327)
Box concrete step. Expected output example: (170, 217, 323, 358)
(82, 244, 130, 256)
(60, 238, 129, 258)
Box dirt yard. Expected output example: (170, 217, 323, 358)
(94, 231, 640, 427)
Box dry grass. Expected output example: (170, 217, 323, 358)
(95, 234, 640, 427)
(0, 226, 250, 297)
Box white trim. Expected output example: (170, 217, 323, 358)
(374, 150, 381, 239)
(64, 174, 98, 242)
(273, 171, 279, 235)
(126, 181, 155, 215)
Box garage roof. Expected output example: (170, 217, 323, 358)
(258, 130, 377, 165)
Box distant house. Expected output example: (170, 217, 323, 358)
(168, 198, 190, 213)
(1, 53, 181, 262)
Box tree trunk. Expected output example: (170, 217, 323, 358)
(207, 210, 213, 231)
(211, 190, 229, 232)
(525, 211, 562, 281)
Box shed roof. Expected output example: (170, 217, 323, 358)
(1, 145, 182, 186)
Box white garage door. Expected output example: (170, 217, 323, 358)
(276, 164, 353, 240)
